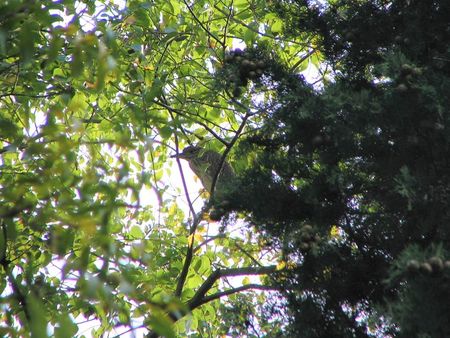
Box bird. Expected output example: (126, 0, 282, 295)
(171, 145, 234, 194)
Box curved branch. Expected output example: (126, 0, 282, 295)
(190, 284, 283, 310)
(188, 265, 278, 310)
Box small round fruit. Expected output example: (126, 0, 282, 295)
(302, 225, 313, 232)
(233, 48, 243, 56)
(406, 260, 420, 272)
(401, 63, 413, 73)
(428, 256, 444, 272)
(411, 67, 422, 76)
(419, 262, 433, 274)
(300, 242, 310, 251)
(106, 272, 122, 288)
(257, 60, 265, 68)
(241, 59, 251, 67)
(312, 135, 323, 146)
(300, 232, 313, 242)
(405, 74, 414, 83)
(396, 83, 408, 92)
(224, 54, 234, 62)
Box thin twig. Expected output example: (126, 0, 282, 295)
(210, 111, 251, 197)
(154, 100, 230, 146)
(183, 0, 224, 48)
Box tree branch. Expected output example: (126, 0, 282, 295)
(154, 99, 230, 146)
(210, 112, 250, 197)
(175, 236, 195, 297)
(0, 90, 68, 99)
(194, 234, 226, 252)
(170, 125, 201, 298)
(188, 265, 278, 310)
(213, 4, 312, 48)
(183, 0, 224, 48)
(290, 49, 316, 73)
(190, 284, 283, 310)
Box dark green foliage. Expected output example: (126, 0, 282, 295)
(275, 0, 450, 78)
(388, 245, 450, 338)
(222, 0, 450, 336)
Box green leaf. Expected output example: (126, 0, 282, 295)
(67, 93, 88, 112)
(48, 35, 64, 62)
(71, 45, 84, 77)
(28, 294, 48, 338)
(130, 225, 144, 239)
(148, 311, 177, 338)
(145, 78, 164, 104)
(159, 125, 173, 139)
(19, 21, 39, 64)
(55, 314, 78, 338)
(270, 20, 283, 34)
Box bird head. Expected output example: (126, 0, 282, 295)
(171, 146, 203, 160)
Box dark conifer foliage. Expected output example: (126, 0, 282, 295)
(222, 1, 450, 336)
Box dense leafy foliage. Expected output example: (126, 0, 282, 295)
(0, 0, 319, 337)
(221, 0, 450, 337)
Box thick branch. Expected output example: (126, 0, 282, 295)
(175, 239, 194, 297)
(190, 284, 283, 310)
(188, 265, 278, 310)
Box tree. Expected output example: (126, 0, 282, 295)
(218, 0, 450, 337)
(0, 0, 319, 337)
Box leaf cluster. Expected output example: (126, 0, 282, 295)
(0, 0, 318, 337)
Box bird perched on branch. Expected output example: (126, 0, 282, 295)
(171, 145, 235, 194)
